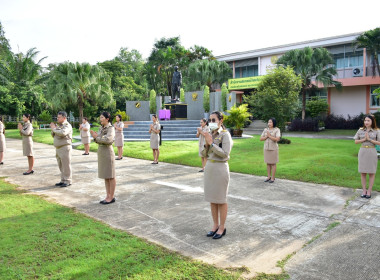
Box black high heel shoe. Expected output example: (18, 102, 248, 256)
(264, 178, 271, 182)
(23, 170, 34, 175)
(206, 227, 219, 237)
(212, 228, 226, 239)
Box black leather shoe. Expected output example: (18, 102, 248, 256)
(116, 158, 121, 160)
(0, 162, 3, 165)
(82, 153, 89, 155)
(199, 169, 204, 173)
(55, 182, 64, 186)
(264, 178, 271, 182)
(360, 193, 367, 198)
(101, 198, 116, 204)
(60, 183, 71, 188)
(99, 200, 106, 204)
(365, 195, 372, 199)
(269, 179, 275, 183)
(206, 228, 219, 237)
(212, 228, 226, 239)
(23, 170, 34, 175)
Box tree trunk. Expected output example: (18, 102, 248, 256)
(78, 97, 84, 124)
(301, 89, 306, 121)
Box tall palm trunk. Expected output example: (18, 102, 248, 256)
(78, 96, 84, 123)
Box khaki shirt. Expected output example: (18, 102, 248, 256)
(150, 122, 161, 134)
(261, 127, 281, 150)
(0, 121, 4, 134)
(95, 123, 115, 145)
(114, 121, 124, 135)
(51, 120, 72, 147)
(20, 121, 33, 137)
(80, 122, 91, 137)
(201, 127, 233, 162)
(354, 127, 380, 147)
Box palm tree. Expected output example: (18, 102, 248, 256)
(277, 47, 342, 120)
(353, 27, 380, 77)
(46, 62, 113, 121)
(186, 59, 232, 92)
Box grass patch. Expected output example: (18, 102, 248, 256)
(0, 178, 242, 279)
(5, 130, 371, 190)
(5, 129, 81, 144)
(284, 129, 356, 136)
(323, 221, 341, 232)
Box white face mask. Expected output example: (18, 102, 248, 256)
(209, 122, 219, 131)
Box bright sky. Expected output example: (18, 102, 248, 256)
(1, 0, 379, 67)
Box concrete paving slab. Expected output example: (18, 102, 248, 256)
(0, 138, 378, 278)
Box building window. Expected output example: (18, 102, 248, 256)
(334, 52, 363, 69)
(370, 85, 380, 107)
(235, 65, 258, 78)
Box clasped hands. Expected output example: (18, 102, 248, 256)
(204, 132, 213, 146)
(90, 130, 98, 138)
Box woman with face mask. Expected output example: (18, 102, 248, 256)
(260, 118, 281, 183)
(196, 118, 210, 172)
(202, 111, 233, 239)
(354, 114, 380, 199)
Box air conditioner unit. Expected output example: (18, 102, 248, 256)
(352, 67, 363, 77)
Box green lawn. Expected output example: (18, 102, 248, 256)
(284, 129, 356, 136)
(0, 179, 246, 280)
(5, 129, 375, 190)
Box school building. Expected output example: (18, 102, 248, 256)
(216, 32, 380, 117)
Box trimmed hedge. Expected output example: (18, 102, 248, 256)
(288, 118, 319, 132)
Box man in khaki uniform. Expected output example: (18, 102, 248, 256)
(50, 111, 73, 187)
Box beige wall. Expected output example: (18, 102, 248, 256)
(330, 86, 366, 117)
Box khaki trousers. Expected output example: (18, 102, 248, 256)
(56, 145, 72, 184)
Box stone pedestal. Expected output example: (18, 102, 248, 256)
(164, 103, 187, 119)
(185, 91, 204, 120)
(126, 101, 150, 121)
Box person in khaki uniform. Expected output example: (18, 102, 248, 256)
(0, 116, 5, 165)
(50, 111, 73, 187)
(354, 114, 380, 199)
(18, 113, 34, 175)
(79, 117, 91, 155)
(91, 112, 116, 204)
(202, 111, 233, 240)
(149, 114, 161, 164)
(196, 118, 210, 172)
(260, 118, 281, 183)
(114, 114, 124, 160)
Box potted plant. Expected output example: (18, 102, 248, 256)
(226, 104, 252, 137)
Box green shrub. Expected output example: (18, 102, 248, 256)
(278, 138, 291, 144)
(4, 122, 18, 129)
(149, 89, 156, 114)
(180, 88, 185, 103)
(306, 97, 329, 118)
(221, 83, 228, 111)
(112, 110, 130, 123)
(226, 104, 252, 130)
(38, 110, 52, 123)
(203, 86, 210, 112)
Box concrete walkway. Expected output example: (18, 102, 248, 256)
(1, 138, 380, 279)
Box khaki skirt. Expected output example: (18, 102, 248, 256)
(358, 147, 378, 174)
(97, 145, 115, 179)
(150, 133, 160, 149)
(264, 149, 278, 164)
(81, 136, 90, 144)
(204, 160, 230, 204)
(0, 134, 5, 152)
(114, 133, 124, 147)
(22, 136, 33, 157)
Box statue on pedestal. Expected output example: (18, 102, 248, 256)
(171, 66, 182, 102)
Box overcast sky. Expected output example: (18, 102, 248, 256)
(1, 0, 379, 67)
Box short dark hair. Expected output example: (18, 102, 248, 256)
(58, 111, 67, 118)
(83, 117, 88, 121)
(0, 116, 2, 122)
(116, 114, 122, 121)
(101, 112, 111, 124)
(23, 113, 31, 120)
(201, 118, 208, 126)
(269, 117, 277, 128)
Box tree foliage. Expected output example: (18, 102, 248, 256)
(244, 66, 302, 131)
(185, 59, 232, 92)
(353, 27, 380, 77)
(203, 85, 210, 113)
(277, 47, 342, 120)
(221, 83, 228, 111)
(46, 62, 114, 121)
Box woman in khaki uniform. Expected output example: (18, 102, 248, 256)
(91, 112, 116, 205)
(196, 118, 210, 172)
(18, 113, 34, 175)
(260, 118, 280, 183)
(79, 117, 91, 155)
(114, 114, 124, 160)
(149, 114, 161, 164)
(202, 111, 233, 239)
(0, 116, 5, 165)
(354, 114, 380, 199)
